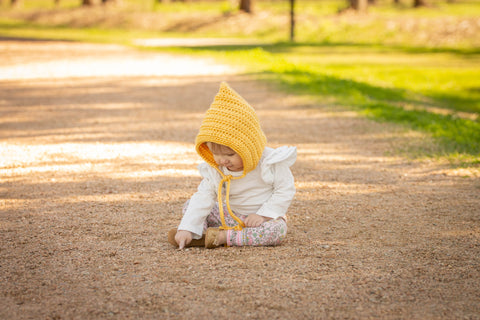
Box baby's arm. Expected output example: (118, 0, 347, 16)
(175, 230, 193, 249)
(256, 164, 296, 219)
(176, 163, 218, 248)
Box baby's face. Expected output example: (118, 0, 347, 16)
(208, 143, 244, 172)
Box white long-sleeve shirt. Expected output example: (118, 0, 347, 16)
(178, 146, 296, 238)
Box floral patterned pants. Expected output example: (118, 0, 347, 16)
(183, 202, 287, 247)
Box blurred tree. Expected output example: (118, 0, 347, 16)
(413, 0, 427, 6)
(158, 0, 190, 3)
(82, 0, 93, 5)
(350, 0, 367, 11)
(239, 0, 252, 13)
(10, 0, 20, 6)
(290, 0, 295, 42)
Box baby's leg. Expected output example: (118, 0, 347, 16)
(226, 218, 287, 247)
(202, 203, 245, 233)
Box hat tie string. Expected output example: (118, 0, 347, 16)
(216, 174, 245, 232)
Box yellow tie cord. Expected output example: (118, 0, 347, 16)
(216, 173, 245, 232)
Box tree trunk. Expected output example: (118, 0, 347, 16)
(239, 0, 252, 13)
(413, 0, 426, 7)
(350, 0, 367, 12)
(289, 0, 295, 42)
(82, 0, 93, 6)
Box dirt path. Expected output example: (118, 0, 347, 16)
(1, 40, 479, 320)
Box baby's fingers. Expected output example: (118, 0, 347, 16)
(246, 218, 261, 228)
(178, 239, 186, 250)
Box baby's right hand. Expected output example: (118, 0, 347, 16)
(175, 230, 192, 249)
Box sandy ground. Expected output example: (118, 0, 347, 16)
(0, 40, 479, 320)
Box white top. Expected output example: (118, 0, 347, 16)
(178, 146, 297, 238)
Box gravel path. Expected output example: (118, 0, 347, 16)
(1, 40, 479, 319)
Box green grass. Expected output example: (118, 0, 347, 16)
(0, 18, 152, 44)
(1, 0, 479, 165)
(159, 45, 479, 163)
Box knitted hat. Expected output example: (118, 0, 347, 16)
(195, 82, 267, 178)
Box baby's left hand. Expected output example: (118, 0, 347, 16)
(244, 214, 271, 228)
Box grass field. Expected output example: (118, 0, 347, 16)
(1, 0, 479, 165)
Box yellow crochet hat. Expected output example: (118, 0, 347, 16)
(195, 82, 267, 178)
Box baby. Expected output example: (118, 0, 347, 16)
(168, 82, 296, 249)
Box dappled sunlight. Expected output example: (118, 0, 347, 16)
(1, 138, 201, 215)
(296, 143, 400, 163)
(0, 57, 236, 80)
(259, 109, 359, 119)
(1, 141, 200, 183)
(298, 150, 393, 163)
(108, 168, 199, 179)
(0, 42, 237, 80)
(295, 180, 390, 196)
(2, 164, 199, 182)
(1, 142, 196, 166)
(3, 192, 184, 206)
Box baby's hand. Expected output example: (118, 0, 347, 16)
(244, 214, 271, 228)
(175, 230, 192, 249)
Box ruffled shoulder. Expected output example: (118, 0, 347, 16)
(198, 162, 222, 185)
(260, 146, 297, 184)
(263, 146, 297, 166)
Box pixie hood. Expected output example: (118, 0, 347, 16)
(195, 81, 267, 179)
